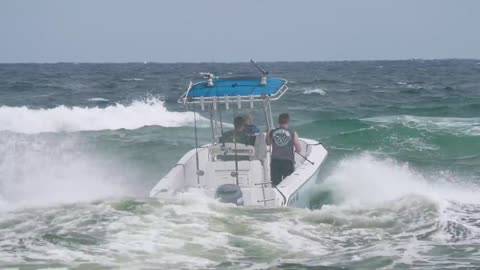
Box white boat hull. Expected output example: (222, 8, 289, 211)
(150, 137, 327, 207)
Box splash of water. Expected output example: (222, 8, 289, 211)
(316, 153, 480, 245)
(320, 153, 480, 206)
(0, 133, 137, 210)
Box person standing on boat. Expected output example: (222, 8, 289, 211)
(221, 116, 250, 145)
(265, 113, 302, 186)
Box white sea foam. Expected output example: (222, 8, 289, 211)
(0, 97, 205, 134)
(2, 153, 479, 267)
(302, 88, 327, 95)
(121, 78, 144, 81)
(363, 115, 480, 136)
(87, 97, 110, 102)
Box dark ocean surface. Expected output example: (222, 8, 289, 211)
(0, 60, 480, 269)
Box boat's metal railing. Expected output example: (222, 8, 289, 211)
(178, 85, 289, 106)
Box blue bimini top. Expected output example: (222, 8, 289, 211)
(180, 77, 288, 103)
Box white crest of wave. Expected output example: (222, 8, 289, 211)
(121, 78, 144, 81)
(302, 88, 327, 95)
(321, 153, 480, 206)
(0, 97, 202, 134)
(87, 97, 110, 102)
(363, 115, 480, 135)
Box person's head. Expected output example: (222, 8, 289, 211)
(243, 114, 252, 125)
(278, 113, 290, 127)
(234, 116, 245, 131)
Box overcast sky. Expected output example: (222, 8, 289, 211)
(1, 0, 479, 63)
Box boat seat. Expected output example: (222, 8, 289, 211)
(209, 143, 255, 161)
(205, 160, 264, 188)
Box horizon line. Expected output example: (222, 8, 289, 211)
(0, 58, 479, 65)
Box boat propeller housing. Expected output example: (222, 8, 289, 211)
(214, 184, 244, 206)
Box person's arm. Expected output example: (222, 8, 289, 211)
(265, 129, 272, 145)
(293, 131, 302, 154)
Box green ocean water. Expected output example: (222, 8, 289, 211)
(0, 60, 479, 269)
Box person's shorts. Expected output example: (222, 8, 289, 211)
(270, 159, 294, 187)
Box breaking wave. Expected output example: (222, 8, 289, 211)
(0, 97, 203, 134)
(317, 154, 480, 244)
(87, 97, 110, 102)
(302, 88, 327, 95)
(121, 78, 144, 81)
(321, 154, 480, 206)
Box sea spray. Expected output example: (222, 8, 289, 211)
(313, 153, 480, 244)
(319, 153, 480, 206)
(0, 132, 137, 209)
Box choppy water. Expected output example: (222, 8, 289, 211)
(0, 60, 480, 269)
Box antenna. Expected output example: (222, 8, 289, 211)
(250, 59, 268, 85)
(183, 81, 193, 105)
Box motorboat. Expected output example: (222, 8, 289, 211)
(150, 61, 328, 207)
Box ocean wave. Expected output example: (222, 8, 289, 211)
(121, 78, 144, 81)
(0, 97, 205, 134)
(302, 88, 327, 95)
(1, 153, 480, 267)
(320, 153, 480, 206)
(316, 153, 480, 243)
(363, 115, 480, 136)
(396, 81, 427, 90)
(87, 97, 110, 102)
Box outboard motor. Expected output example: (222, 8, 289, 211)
(215, 184, 244, 206)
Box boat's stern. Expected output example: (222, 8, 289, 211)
(150, 136, 327, 208)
